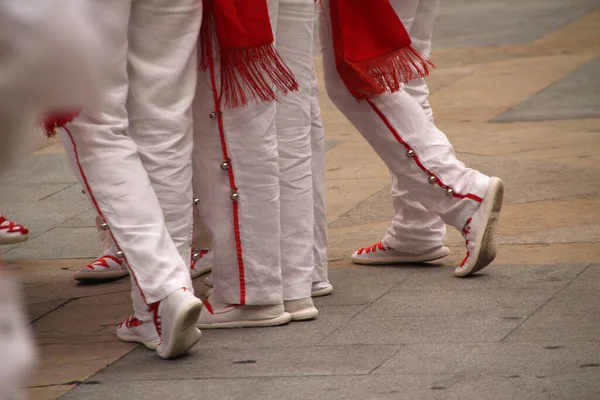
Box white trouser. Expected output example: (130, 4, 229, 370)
(309, 66, 329, 283)
(193, 0, 316, 305)
(273, 0, 316, 300)
(65, 0, 200, 305)
(319, 0, 489, 232)
(1, 2, 111, 397)
(384, 0, 448, 254)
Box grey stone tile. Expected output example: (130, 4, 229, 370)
(61, 374, 460, 400)
(7, 154, 77, 185)
(376, 342, 600, 377)
(59, 209, 98, 228)
(0, 183, 74, 203)
(504, 265, 600, 342)
(3, 226, 102, 260)
(196, 305, 366, 349)
(363, 286, 560, 319)
(25, 299, 70, 323)
(434, 0, 600, 48)
(498, 225, 600, 245)
(329, 184, 392, 229)
(442, 372, 600, 400)
(399, 263, 588, 293)
(319, 313, 521, 346)
(86, 345, 398, 381)
(494, 57, 600, 122)
(312, 267, 410, 306)
(0, 189, 91, 243)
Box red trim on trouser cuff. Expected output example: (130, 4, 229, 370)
(64, 127, 148, 304)
(203, 299, 214, 314)
(366, 99, 483, 203)
(207, 53, 247, 305)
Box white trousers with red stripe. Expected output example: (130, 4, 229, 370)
(384, 0, 449, 254)
(64, 0, 200, 305)
(193, 0, 317, 305)
(318, 0, 489, 232)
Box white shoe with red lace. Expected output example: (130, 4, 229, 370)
(116, 314, 160, 350)
(455, 177, 504, 277)
(149, 288, 203, 359)
(351, 241, 450, 265)
(0, 215, 29, 245)
(73, 253, 128, 281)
(190, 249, 212, 279)
(198, 297, 292, 329)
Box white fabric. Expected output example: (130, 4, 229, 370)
(384, 0, 447, 254)
(192, 61, 283, 306)
(273, 0, 316, 301)
(65, 0, 200, 304)
(309, 67, 329, 283)
(193, 0, 317, 305)
(0, 1, 111, 397)
(318, 0, 489, 231)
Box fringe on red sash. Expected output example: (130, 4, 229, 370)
(338, 45, 435, 101)
(200, 9, 298, 109)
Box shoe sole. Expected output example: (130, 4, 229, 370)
(0, 234, 29, 245)
(289, 307, 319, 321)
(197, 312, 292, 329)
(352, 247, 450, 265)
(157, 298, 203, 359)
(73, 269, 129, 281)
(311, 285, 333, 297)
(116, 332, 160, 351)
(455, 177, 504, 277)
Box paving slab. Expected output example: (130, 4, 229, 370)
(376, 342, 600, 377)
(433, 0, 600, 48)
(494, 57, 600, 122)
(80, 344, 398, 381)
(60, 374, 461, 400)
(442, 372, 600, 400)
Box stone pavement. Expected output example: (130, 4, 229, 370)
(2, 1, 600, 399)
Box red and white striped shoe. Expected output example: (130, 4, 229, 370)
(190, 249, 212, 279)
(73, 253, 128, 281)
(0, 215, 29, 245)
(116, 314, 161, 350)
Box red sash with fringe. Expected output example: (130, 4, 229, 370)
(200, 0, 299, 109)
(328, 0, 434, 100)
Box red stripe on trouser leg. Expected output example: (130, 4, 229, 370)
(64, 127, 149, 305)
(206, 53, 246, 305)
(365, 99, 483, 203)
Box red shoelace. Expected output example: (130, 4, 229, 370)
(0, 216, 29, 234)
(120, 315, 143, 329)
(356, 241, 388, 255)
(85, 255, 122, 270)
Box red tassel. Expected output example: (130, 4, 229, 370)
(42, 111, 79, 138)
(199, 2, 298, 109)
(339, 45, 435, 101)
(220, 44, 299, 109)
